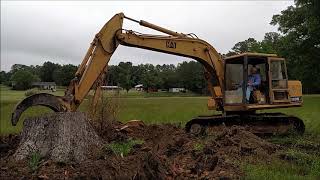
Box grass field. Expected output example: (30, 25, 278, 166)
(1, 85, 319, 135)
(0, 85, 213, 134)
(1, 85, 319, 179)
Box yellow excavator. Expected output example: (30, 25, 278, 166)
(11, 13, 305, 135)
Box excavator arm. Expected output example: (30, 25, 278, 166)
(11, 13, 225, 126)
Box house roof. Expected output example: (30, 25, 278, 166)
(135, 84, 143, 88)
(32, 82, 56, 86)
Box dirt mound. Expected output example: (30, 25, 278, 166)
(13, 112, 102, 162)
(113, 124, 276, 179)
(0, 116, 277, 179)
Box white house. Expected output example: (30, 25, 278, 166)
(134, 84, 144, 91)
(101, 86, 122, 90)
(169, 87, 186, 93)
(32, 82, 56, 91)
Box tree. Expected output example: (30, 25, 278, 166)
(10, 64, 32, 74)
(157, 64, 178, 89)
(117, 62, 134, 92)
(231, 38, 260, 54)
(53, 64, 78, 86)
(140, 64, 163, 91)
(177, 61, 206, 93)
(131, 65, 144, 86)
(227, 32, 281, 56)
(106, 65, 120, 86)
(271, 0, 320, 93)
(29, 65, 42, 78)
(257, 32, 282, 53)
(10, 69, 40, 90)
(39, 61, 60, 82)
(0, 71, 11, 84)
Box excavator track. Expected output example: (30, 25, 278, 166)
(185, 113, 305, 136)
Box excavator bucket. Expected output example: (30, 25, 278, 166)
(11, 93, 70, 126)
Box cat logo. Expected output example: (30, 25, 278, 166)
(166, 41, 176, 49)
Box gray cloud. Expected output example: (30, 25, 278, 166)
(1, 1, 293, 71)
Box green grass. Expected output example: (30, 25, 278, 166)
(243, 129, 320, 179)
(1, 85, 319, 135)
(193, 142, 205, 151)
(1, 85, 319, 134)
(105, 90, 201, 98)
(28, 151, 42, 172)
(242, 147, 320, 180)
(0, 85, 212, 134)
(243, 161, 311, 180)
(0, 85, 65, 134)
(106, 139, 144, 157)
(117, 96, 212, 125)
(260, 94, 320, 135)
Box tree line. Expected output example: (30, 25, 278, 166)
(1, 0, 319, 93)
(0, 62, 78, 90)
(107, 61, 206, 93)
(0, 61, 207, 93)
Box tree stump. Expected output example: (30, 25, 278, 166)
(14, 112, 103, 162)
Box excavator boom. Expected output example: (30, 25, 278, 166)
(12, 13, 224, 125)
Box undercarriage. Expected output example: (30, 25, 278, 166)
(185, 112, 305, 136)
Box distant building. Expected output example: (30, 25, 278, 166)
(134, 84, 144, 91)
(169, 87, 186, 93)
(101, 86, 122, 90)
(32, 82, 56, 91)
(147, 87, 158, 92)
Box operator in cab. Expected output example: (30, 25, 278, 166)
(246, 67, 261, 103)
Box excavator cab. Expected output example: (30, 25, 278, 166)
(223, 53, 303, 112)
(188, 53, 305, 136)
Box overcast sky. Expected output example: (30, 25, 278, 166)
(1, 1, 294, 72)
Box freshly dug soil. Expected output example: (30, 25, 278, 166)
(0, 113, 277, 179)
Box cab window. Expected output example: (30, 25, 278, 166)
(225, 58, 243, 104)
(270, 60, 287, 89)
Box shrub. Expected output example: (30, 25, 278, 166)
(28, 151, 41, 172)
(87, 90, 120, 134)
(25, 88, 39, 97)
(193, 142, 204, 151)
(106, 139, 144, 157)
